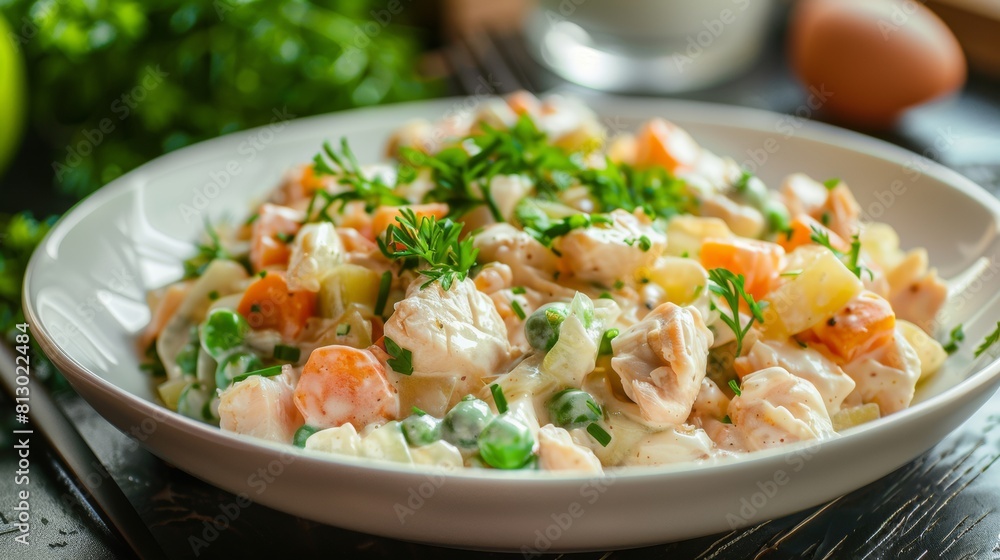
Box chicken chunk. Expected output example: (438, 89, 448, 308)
(219, 368, 303, 443)
(537, 424, 603, 473)
(735, 339, 856, 414)
(887, 249, 948, 333)
(474, 223, 573, 299)
(556, 209, 666, 286)
(842, 330, 921, 415)
(383, 278, 511, 380)
(286, 222, 344, 292)
(621, 425, 720, 466)
(728, 366, 836, 451)
(611, 303, 714, 426)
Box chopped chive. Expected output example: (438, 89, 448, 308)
(273, 344, 301, 362)
(721, 415, 732, 425)
(780, 270, 802, 277)
(598, 328, 619, 356)
(511, 286, 526, 295)
(245, 213, 260, 226)
(490, 383, 509, 414)
(599, 292, 613, 300)
(728, 379, 742, 397)
(820, 212, 831, 226)
(793, 337, 808, 349)
(974, 321, 1000, 358)
(374, 270, 392, 317)
(587, 423, 612, 447)
(208, 290, 219, 301)
(411, 406, 427, 416)
(336, 323, 351, 336)
(511, 299, 527, 320)
(232, 365, 284, 384)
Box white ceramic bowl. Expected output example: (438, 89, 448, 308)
(24, 96, 1000, 551)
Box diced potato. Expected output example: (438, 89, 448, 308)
(319, 264, 382, 318)
(158, 377, 189, 411)
(411, 440, 464, 469)
(306, 424, 362, 456)
(762, 249, 864, 338)
(859, 222, 905, 273)
(360, 421, 413, 464)
(665, 215, 733, 257)
(645, 256, 708, 306)
(831, 403, 880, 431)
(897, 320, 947, 380)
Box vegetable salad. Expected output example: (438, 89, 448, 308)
(142, 92, 955, 473)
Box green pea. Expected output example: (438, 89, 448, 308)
(215, 351, 264, 389)
(546, 388, 602, 429)
(293, 425, 319, 448)
(401, 413, 442, 447)
(200, 308, 250, 359)
(478, 414, 535, 469)
(764, 199, 790, 234)
(441, 396, 494, 448)
(525, 302, 569, 351)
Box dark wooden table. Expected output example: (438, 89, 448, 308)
(3, 22, 1000, 560)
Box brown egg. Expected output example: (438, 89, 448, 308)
(789, 0, 966, 128)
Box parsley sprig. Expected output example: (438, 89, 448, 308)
(308, 139, 408, 220)
(183, 221, 230, 279)
(384, 336, 413, 375)
(809, 226, 870, 279)
(577, 160, 691, 219)
(377, 208, 478, 290)
(708, 268, 765, 357)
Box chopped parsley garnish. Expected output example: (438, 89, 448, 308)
(274, 232, 294, 244)
(515, 202, 612, 253)
(490, 383, 509, 414)
(943, 324, 964, 354)
(309, 139, 408, 218)
(378, 209, 478, 291)
(708, 268, 764, 357)
(511, 286, 526, 295)
(974, 322, 1000, 358)
(809, 226, 869, 279)
(384, 336, 414, 375)
(613, 280, 625, 290)
(182, 221, 229, 279)
(577, 159, 691, 219)
(208, 290, 219, 301)
(412, 406, 427, 416)
(273, 344, 301, 362)
(587, 423, 612, 447)
(721, 415, 732, 424)
(249, 304, 261, 313)
(728, 379, 742, 397)
(823, 178, 841, 190)
(336, 323, 351, 336)
(231, 365, 284, 384)
(511, 299, 527, 320)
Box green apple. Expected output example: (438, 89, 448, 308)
(0, 15, 26, 175)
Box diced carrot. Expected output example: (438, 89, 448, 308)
(507, 90, 542, 116)
(293, 345, 398, 429)
(237, 271, 317, 339)
(633, 118, 701, 174)
(250, 203, 303, 272)
(779, 214, 850, 253)
(371, 203, 450, 237)
(300, 165, 327, 194)
(700, 237, 785, 299)
(811, 291, 896, 362)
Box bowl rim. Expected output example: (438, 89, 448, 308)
(23, 95, 1000, 484)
